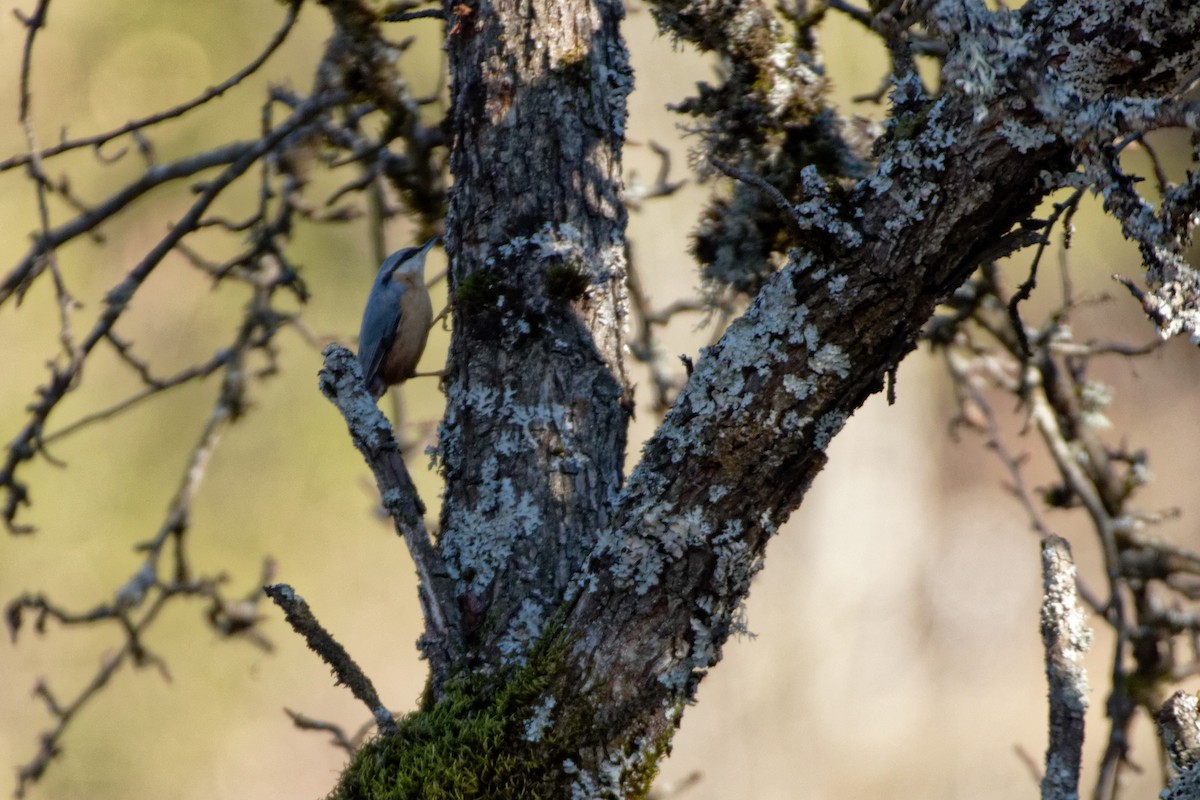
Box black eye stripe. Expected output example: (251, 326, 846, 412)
(382, 237, 436, 279)
(384, 248, 419, 277)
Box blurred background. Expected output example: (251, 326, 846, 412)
(2, 2, 1199, 799)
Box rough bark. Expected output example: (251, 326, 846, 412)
(435, 0, 633, 673)
(550, 0, 1200, 790)
(1039, 536, 1091, 800)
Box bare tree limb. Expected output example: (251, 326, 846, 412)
(317, 344, 459, 672)
(0, 91, 343, 533)
(264, 583, 398, 735)
(1040, 535, 1092, 800)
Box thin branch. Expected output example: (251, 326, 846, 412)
(284, 708, 356, 755)
(43, 314, 287, 446)
(1040, 535, 1092, 800)
(15, 0, 51, 123)
(0, 1, 303, 174)
(137, 378, 237, 558)
(941, 346, 1104, 610)
(383, 7, 445, 21)
(12, 574, 227, 798)
(1, 91, 343, 533)
(623, 141, 686, 209)
(710, 157, 806, 239)
(1, 140, 258, 305)
(625, 243, 709, 411)
(825, 0, 948, 57)
(934, 257, 1200, 800)
(264, 583, 398, 735)
(1007, 189, 1083, 358)
(317, 344, 460, 668)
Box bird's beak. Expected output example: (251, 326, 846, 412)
(419, 236, 439, 256)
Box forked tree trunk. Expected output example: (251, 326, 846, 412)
(327, 1, 1200, 797)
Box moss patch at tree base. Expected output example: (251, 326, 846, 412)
(328, 630, 660, 800)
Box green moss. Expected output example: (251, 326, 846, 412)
(456, 271, 507, 315)
(891, 106, 930, 141)
(545, 263, 591, 303)
(328, 628, 656, 800)
(613, 709, 675, 800)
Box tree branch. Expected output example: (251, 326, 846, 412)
(318, 344, 460, 673)
(265, 583, 398, 735)
(1039, 535, 1091, 800)
(554, 0, 1200, 788)
(0, 0, 302, 174)
(0, 91, 342, 533)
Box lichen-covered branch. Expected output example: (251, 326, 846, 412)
(546, 0, 1200, 790)
(652, 0, 873, 294)
(265, 583, 398, 734)
(318, 344, 460, 675)
(1039, 536, 1091, 800)
(1159, 693, 1200, 800)
(1158, 692, 1200, 773)
(932, 256, 1200, 799)
(7, 0, 1200, 794)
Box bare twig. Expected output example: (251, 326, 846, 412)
(933, 229, 1200, 800)
(1, 1, 303, 174)
(10, 574, 231, 798)
(1, 91, 343, 533)
(625, 244, 707, 411)
(710, 157, 806, 238)
(2, 140, 257, 306)
(15, 0, 51, 123)
(4, 0, 455, 791)
(264, 584, 398, 735)
(624, 141, 686, 209)
(383, 7, 445, 22)
(43, 329, 282, 446)
(1007, 189, 1083, 358)
(285, 708, 356, 755)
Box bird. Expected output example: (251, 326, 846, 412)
(357, 236, 437, 399)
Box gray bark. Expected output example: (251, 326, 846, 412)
(436, 0, 633, 671)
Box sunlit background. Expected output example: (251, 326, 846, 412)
(2, 2, 1200, 799)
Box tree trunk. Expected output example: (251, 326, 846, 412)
(436, 0, 633, 675)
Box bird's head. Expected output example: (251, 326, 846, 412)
(382, 236, 438, 282)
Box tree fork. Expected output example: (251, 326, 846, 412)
(342, 0, 1200, 796)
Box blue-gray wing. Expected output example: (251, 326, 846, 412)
(357, 275, 404, 395)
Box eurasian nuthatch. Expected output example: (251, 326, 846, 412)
(357, 236, 437, 399)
